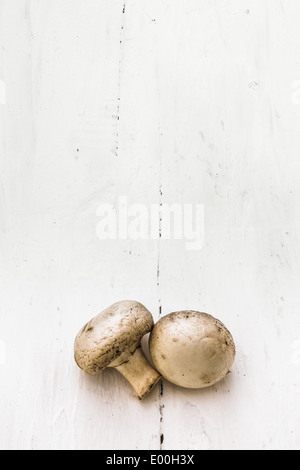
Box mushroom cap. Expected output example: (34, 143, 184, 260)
(149, 311, 235, 388)
(74, 300, 154, 375)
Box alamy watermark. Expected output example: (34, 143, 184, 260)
(96, 196, 204, 251)
(0, 80, 6, 105)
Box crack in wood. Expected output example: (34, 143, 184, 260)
(115, 2, 126, 157)
(157, 174, 164, 449)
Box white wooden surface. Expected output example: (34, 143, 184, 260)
(1, 0, 300, 450)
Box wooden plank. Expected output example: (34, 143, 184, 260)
(156, 0, 300, 450)
(0, 0, 161, 450)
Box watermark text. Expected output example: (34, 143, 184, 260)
(96, 197, 204, 251)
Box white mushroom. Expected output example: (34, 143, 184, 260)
(149, 311, 235, 388)
(74, 300, 161, 399)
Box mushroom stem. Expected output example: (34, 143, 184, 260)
(113, 347, 161, 399)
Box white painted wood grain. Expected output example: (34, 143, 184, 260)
(0, 0, 300, 450)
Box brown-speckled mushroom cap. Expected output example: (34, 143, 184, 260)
(149, 311, 235, 389)
(74, 300, 154, 375)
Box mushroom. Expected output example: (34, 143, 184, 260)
(149, 311, 235, 389)
(74, 300, 161, 399)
